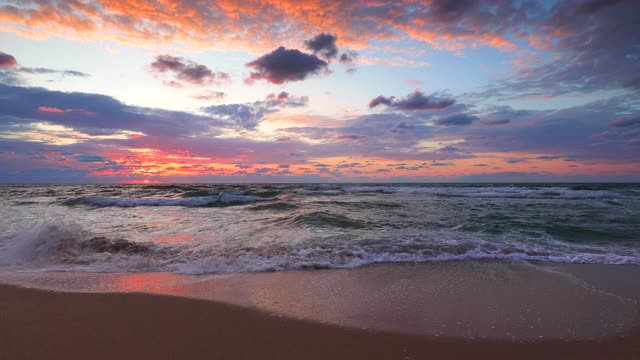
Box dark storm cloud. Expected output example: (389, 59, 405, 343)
(369, 91, 455, 111)
(150, 55, 230, 86)
(246, 47, 328, 84)
(0, 51, 17, 68)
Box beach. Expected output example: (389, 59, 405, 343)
(2, 261, 640, 359)
(2, 0, 639, 356)
(1, 184, 639, 358)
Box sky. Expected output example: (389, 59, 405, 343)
(0, 0, 638, 183)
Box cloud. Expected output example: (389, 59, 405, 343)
(0, 83, 216, 137)
(428, 0, 475, 21)
(434, 113, 477, 126)
(0, 70, 20, 85)
(577, 0, 625, 14)
(623, 77, 640, 91)
(339, 51, 357, 64)
(336, 134, 363, 141)
(369, 91, 455, 111)
(202, 93, 308, 129)
(305, 33, 338, 59)
(150, 55, 230, 86)
(265, 92, 309, 107)
(74, 154, 107, 162)
(0, 52, 17, 68)
(201, 104, 276, 130)
(537, 155, 562, 161)
(303, 33, 358, 65)
(150, 55, 185, 72)
(0, 51, 89, 82)
(479, 1, 640, 98)
(483, 119, 510, 125)
(18, 67, 89, 77)
(246, 47, 328, 84)
(191, 91, 226, 101)
(460, 95, 640, 162)
(0, 0, 526, 56)
(609, 116, 640, 128)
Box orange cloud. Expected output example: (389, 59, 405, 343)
(1, 0, 526, 55)
(37, 106, 96, 115)
(38, 106, 66, 113)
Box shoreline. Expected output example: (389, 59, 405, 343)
(2, 261, 640, 358)
(1, 283, 640, 360)
(2, 261, 640, 339)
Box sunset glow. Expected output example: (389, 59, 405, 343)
(0, 0, 638, 183)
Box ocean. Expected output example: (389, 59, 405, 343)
(0, 183, 639, 275)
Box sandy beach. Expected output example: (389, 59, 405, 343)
(2, 262, 640, 359)
(1, 284, 640, 360)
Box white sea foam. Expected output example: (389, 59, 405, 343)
(0, 184, 637, 276)
(0, 222, 85, 265)
(2, 221, 638, 275)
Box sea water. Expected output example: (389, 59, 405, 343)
(0, 183, 638, 274)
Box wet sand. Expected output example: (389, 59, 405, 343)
(1, 284, 640, 360)
(2, 261, 640, 359)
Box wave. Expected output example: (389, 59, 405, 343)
(63, 192, 273, 207)
(340, 185, 617, 199)
(2, 222, 638, 275)
(248, 202, 299, 211)
(294, 188, 343, 196)
(0, 222, 166, 270)
(163, 235, 640, 274)
(283, 211, 373, 229)
(311, 200, 403, 209)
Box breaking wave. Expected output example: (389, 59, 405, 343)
(1, 183, 638, 275)
(1, 221, 638, 275)
(0, 222, 171, 271)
